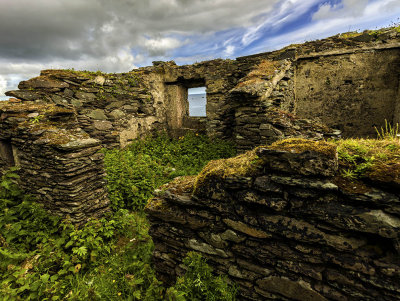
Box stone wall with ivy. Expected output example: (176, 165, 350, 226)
(0, 101, 109, 223)
(146, 138, 400, 300)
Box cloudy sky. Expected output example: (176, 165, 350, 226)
(0, 0, 399, 99)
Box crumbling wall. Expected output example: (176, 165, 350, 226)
(146, 139, 400, 300)
(2, 26, 400, 225)
(150, 27, 400, 143)
(229, 59, 338, 151)
(6, 69, 166, 148)
(5, 27, 400, 145)
(0, 101, 109, 223)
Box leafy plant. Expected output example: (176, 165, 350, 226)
(103, 132, 236, 210)
(166, 252, 237, 301)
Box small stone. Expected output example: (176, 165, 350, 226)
(221, 229, 246, 243)
(256, 277, 327, 301)
(228, 265, 244, 278)
(70, 99, 83, 108)
(27, 112, 39, 118)
(123, 104, 138, 113)
(94, 76, 105, 86)
(75, 91, 97, 100)
(109, 109, 125, 120)
(187, 239, 228, 258)
(223, 219, 270, 239)
(93, 120, 113, 131)
(18, 76, 69, 89)
(87, 109, 107, 120)
(5, 90, 40, 101)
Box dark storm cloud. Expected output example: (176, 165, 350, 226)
(0, 0, 280, 62)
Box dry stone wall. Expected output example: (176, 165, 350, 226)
(4, 27, 400, 148)
(146, 140, 400, 300)
(0, 101, 109, 223)
(6, 69, 166, 148)
(157, 59, 240, 139)
(229, 59, 340, 151)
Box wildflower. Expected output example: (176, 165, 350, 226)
(118, 292, 122, 296)
(113, 280, 116, 283)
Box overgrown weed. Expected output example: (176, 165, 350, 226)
(0, 133, 237, 300)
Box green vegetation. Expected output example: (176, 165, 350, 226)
(65, 68, 105, 78)
(334, 122, 400, 182)
(339, 25, 400, 40)
(166, 252, 237, 301)
(192, 135, 399, 194)
(103, 133, 236, 210)
(0, 134, 237, 300)
(375, 120, 399, 140)
(335, 137, 400, 183)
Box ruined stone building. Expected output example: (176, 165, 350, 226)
(0, 27, 400, 300)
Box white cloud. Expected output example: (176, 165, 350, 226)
(248, 0, 400, 54)
(224, 45, 235, 56)
(0, 76, 7, 96)
(313, 0, 368, 20)
(142, 37, 183, 56)
(242, 0, 320, 46)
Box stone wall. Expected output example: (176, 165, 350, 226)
(146, 139, 400, 300)
(0, 100, 109, 223)
(6, 69, 166, 148)
(141, 27, 400, 143)
(295, 46, 400, 137)
(5, 27, 400, 146)
(229, 59, 341, 151)
(158, 59, 240, 139)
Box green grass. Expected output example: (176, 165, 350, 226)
(0, 133, 237, 300)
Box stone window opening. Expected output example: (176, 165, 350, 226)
(188, 86, 207, 117)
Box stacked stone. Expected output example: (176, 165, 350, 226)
(146, 141, 400, 300)
(0, 101, 109, 223)
(6, 69, 159, 148)
(14, 137, 109, 224)
(230, 61, 340, 152)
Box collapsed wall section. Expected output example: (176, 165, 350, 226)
(146, 139, 400, 300)
(0, 101, 109, 223)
